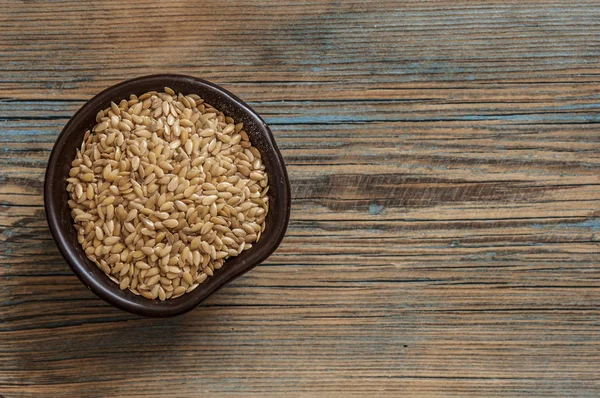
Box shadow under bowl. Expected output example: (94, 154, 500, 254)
(44, 74, 291, 317)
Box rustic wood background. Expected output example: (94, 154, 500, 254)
(2, 0, 600, 396)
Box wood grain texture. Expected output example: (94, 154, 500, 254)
(1, 0, 600, 396)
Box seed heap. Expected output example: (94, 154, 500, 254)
(66, 88, 269, 300)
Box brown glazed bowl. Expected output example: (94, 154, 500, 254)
(44, 74, 291, 317)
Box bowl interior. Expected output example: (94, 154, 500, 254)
(45, 74, 290, 317)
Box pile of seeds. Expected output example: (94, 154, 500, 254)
(66, 87, 269, 300)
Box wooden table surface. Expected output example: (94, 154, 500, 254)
(2, 1, 600, 396)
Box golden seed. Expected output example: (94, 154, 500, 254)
(104, 236, 120, 245)
(119, 277, 130, 290)
(190, 236, 202, 250)
(167, 176, 179, 192)
(147, 274, 161, 286)
(163, 219, 179, 229)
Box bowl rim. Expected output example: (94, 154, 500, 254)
(44, 74, 291, 317)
